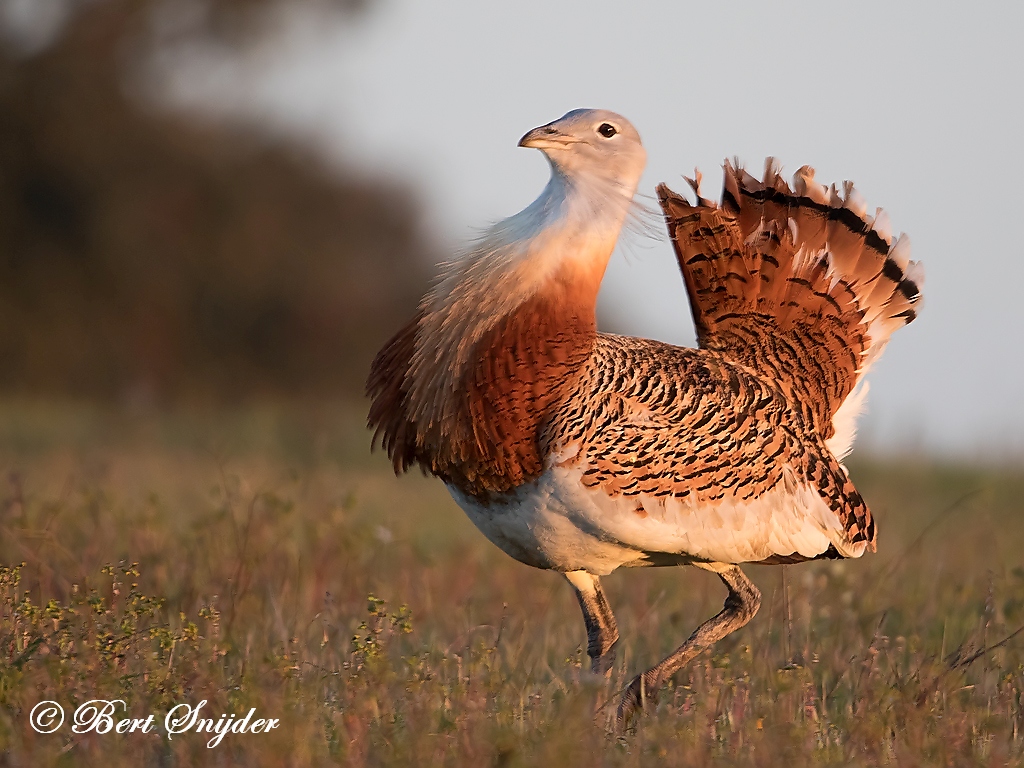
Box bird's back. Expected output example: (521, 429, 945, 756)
(527, 333, 872, 568)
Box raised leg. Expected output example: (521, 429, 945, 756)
(616, 562, 761, 731)
(565, 570, 619, 676)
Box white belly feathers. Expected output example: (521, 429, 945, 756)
(448, 465, 865, 576)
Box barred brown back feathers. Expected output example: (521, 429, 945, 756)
(658, 159, 923, 446)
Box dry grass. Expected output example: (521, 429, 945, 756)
(0, 401, 1022, 766)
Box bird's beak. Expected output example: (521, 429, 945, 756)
(518, 123, 577, 150)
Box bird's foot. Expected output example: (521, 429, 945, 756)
(615, 671, 660, 734)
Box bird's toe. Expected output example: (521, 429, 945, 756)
(615, 671, 659, 733)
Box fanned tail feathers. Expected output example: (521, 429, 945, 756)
(658, 159, 923, 458)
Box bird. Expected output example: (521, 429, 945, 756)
(366, 108, 923, 728)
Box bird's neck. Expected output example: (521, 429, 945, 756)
(523, 165, 640, 271)
(413, 167, 635, 392)
(397, 168, 637, 495)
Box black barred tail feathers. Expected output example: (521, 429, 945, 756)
(658, 159, 924, 460)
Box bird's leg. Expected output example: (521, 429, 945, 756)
(565, 570, 619, 677)
(616, 562, 761, 731)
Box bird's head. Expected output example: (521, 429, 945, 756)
(518, 109, 646, 196)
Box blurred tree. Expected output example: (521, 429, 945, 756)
(0, 0, 431, 403)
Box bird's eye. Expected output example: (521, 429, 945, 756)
(598, 123, 617, 138)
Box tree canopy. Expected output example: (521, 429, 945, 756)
(0, 0, 431, 402)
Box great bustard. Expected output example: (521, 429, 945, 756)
(367, 109, 923, 727)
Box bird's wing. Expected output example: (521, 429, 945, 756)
(657, 160, 923, 456)
(543, 336, 875, 557)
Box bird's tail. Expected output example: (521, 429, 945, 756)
(658, 159, 924, 458)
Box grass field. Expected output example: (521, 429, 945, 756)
(0, 401, 1022, 766)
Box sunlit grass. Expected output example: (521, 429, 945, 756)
(0, 401, 1022, 765)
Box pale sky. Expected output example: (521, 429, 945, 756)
(161, 0, 1024, 457)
